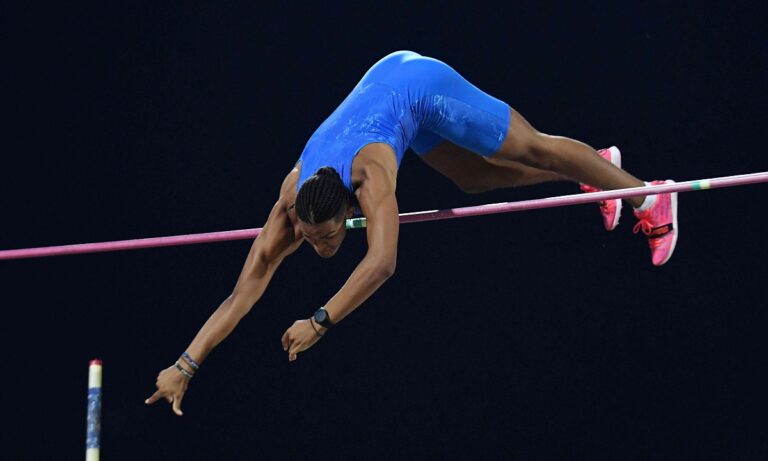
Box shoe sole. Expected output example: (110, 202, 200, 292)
(656, 180, 679, 266)
(606, 146, 623, 231)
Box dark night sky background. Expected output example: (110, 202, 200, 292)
(2, 2, 768, 460)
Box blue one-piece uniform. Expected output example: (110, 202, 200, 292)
(297, 50, 511, 193)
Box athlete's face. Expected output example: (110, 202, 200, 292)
(299, 212, 350, 258)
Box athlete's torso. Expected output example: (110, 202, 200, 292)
(297, 50, 437, 193)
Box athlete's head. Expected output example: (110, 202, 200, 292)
(295, 167, 354, 258)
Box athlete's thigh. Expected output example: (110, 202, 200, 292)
(419, 140, 490, 181)
(491, 107, 545, 162)
(418, 138, 525, 184)
(413, 113, 541, 183)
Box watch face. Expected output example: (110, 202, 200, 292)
(314, 309, 328, 324)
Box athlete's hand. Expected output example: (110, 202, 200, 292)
(281, 319, 324, 361)
(145, 365, 190, 416)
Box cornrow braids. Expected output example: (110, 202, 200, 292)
(295, 167, 351, 225)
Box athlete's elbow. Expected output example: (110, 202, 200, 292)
(376, 258, 396, 279)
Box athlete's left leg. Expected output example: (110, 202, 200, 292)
(419, 140, 569, 194)
(492, 107, 646, 208)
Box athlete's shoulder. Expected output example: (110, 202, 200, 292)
(269, 166, 302, 237)
(280, 163, 301, 195)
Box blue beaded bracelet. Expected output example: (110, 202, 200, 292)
(181, 352, 200, 371)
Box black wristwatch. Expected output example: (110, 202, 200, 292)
(313, 307, 335, 329)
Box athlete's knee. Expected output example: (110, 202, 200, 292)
(499, 109, 562, 170)
(515, 132, 561, 171)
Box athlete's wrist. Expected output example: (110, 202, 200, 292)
(309, 317, 327, 337)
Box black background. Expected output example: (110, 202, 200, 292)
(3, 2, 767, 459)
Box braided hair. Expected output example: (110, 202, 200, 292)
(295, 167, 351, 225)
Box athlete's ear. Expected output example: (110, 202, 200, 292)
(345, 205, 355, 219)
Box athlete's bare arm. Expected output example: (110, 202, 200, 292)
(281, 145, 400, 360)
(146, 167, 304, 415)
(323, 150, 400, 321)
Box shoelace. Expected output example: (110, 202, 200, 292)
(632, 211, 653, 236)
(633, 211, 669, 249)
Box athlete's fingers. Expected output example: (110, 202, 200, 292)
(166, 395, 173, 404)
(281, 330, 290, 351)
(145, 390, 163, 405)
(172, 393, 184, 416)
(288, 341, 303, 361)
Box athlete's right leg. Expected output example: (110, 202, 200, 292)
(403, 53, 678, 264)
(491, 107, 647, 208)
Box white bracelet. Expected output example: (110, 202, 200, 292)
(175, 361, 194, 379)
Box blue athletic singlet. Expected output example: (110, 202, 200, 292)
(296, 50, 511, 193)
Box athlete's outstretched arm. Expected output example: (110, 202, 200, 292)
(282, 154, 399, 360)
(146, 169, 303, 416)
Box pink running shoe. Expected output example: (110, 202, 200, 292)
(580, 146, 623, 230)
(632, 180, 679, 266)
